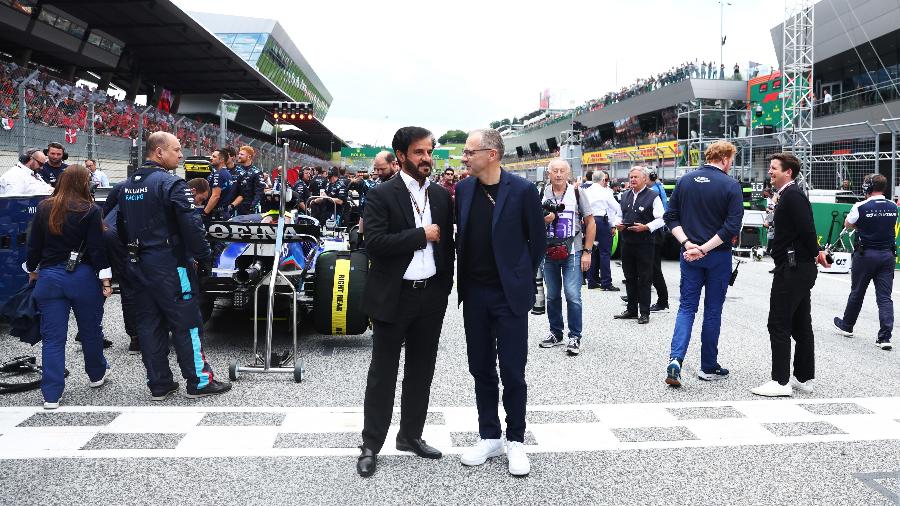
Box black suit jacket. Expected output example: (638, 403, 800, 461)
(362, 174, 455, 323)
(456, 170, 546, 316)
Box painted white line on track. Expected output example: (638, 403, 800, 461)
(1, 397, 899, 460)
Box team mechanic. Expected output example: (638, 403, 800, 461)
(201, 147, 234, 222)
(117, 131, 231, 400)
(833, 174, 897, 350)
(230, 145, 266, 216)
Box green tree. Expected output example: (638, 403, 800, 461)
(490, 120, 501, 129)
(438, 129, 468, 144)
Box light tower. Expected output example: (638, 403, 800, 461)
(781, 0, 815, 187)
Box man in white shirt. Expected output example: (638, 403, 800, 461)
(582, 170, 622, 290)
(85, 159, 110, 188)
(0, 148, 52, 196)
(357, 126, 455, 478)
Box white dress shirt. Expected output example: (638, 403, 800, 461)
(399, 171, 436, 280)
(582, 182, 622, 226)
(91, 169, 110, 187)
(627, 186, 666, 232)
(0, 163, 52, 196)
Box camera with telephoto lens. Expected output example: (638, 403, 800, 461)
(542, 199, 565, 216)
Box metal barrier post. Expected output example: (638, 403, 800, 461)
(16, 70, 39, 155)
(87, 103, 95, 160)
(218, 100, 226, 148)
(136, 106, 152, 162)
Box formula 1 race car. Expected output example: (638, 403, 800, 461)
(199, 194, 369, 337)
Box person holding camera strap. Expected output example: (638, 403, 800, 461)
(538, 159, 595, 355)
(752, 153, 830, 397)
(26, 164, 112, 409)
(833, 173, 897, 350)
(614, 166, 666, 324)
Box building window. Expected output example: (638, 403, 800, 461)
(37, 8, 87, 39)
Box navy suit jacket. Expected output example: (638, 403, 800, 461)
(456, 169, 546, 316)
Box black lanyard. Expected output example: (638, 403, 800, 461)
(480, 183, 496, 207)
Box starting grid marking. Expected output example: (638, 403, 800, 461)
(1, 397, 899, 460)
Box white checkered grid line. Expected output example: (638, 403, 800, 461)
(0, 397, 898, 460)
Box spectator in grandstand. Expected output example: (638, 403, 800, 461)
(539, 159, 595, 354)
(582, 170, 621, 291)
(701, 62, 708, 79)
(732, 63, 741, 80)
(719, 64, 725, 80)
(614, 167, 665, 325)
(841, 179, 851, 192)
(40, 142, 68, 187)
(0, 148, 52, 195)
(84, 159, 109, 188)
(27, 164, 112, 409)
(662, 141, 744, 387)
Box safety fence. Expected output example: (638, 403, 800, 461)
(674, 121, 898, 194)
(0, 60, 326, 183)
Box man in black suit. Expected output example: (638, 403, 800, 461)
(456, 128, 545, 476)
(357, 127, 455, 477)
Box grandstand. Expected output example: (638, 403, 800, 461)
(0, 0, 344, 181)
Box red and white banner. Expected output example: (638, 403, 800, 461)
(65, 127, 77, 144)
(1, 118, 12, 130)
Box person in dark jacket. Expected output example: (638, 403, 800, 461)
(752, 153, 830, 397)
(662, 141, 744, 387)
(27, 164, 112, 409)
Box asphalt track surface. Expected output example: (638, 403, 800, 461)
(2, 258, 900, 505)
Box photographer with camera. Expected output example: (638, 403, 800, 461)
(752, 153, 830, 397)
(26, 165, 112, 409)
(538, 159, 595, 356)
(613, 166, 666, 325)
(833, 174, 897, 350)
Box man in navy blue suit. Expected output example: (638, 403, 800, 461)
(456, 128, 546, 476)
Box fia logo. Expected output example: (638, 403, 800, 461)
(694, 176, 711, 183)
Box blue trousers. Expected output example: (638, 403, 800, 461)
(842, 249, 895, 340)
(544, 252, 583, 338)
(128, 254, 214, 394)
(33, 264, 108, 403)
(668, 249, 731, 372)
(588, 216, 613, 288)
(463, 281, 528, 443)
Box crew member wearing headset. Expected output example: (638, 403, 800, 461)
(833, 174, 897, 350)
(39, 142, 69, 187)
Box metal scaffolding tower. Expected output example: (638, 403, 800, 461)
(781, 0, 815, 186)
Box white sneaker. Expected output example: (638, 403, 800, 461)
(460, 438, 504, 466)
(506, 440, 530, 476)
(89, 368, 111, 388)
(43, 401, 60, 410)
(751, 380, 793, 397)
(789, 376, 814, 394)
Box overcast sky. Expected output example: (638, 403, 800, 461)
(174, 0, 789, 146)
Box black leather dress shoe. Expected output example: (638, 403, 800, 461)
(638, 315, 650, 324)
(614, 310, 638, 319)
(396, 436, 442, 459)
(357, 447, 377, 477)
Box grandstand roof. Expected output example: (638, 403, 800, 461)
(0, 0, 346, 151)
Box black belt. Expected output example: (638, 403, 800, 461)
(402, 276, 435, 289)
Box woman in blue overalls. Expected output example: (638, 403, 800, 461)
(26, 164, 112, 409)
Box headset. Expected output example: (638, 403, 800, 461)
(18, 148, 41, 165)
(861, 174, 876, 195)
(42, 142, 68, 161)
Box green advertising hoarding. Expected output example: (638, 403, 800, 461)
(340, 147, 451, 162)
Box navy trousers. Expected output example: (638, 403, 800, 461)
(842, 249, 895, 341)
(463, 281, 528, 443)
(128, 253, 215, 394)
(33, 264, 108, 402)
(588, 215, 613, 288)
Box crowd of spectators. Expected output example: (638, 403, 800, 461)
(0, 60, 327, 168)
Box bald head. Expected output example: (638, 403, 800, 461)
(373, 150, 397, 182)
(146, 131, 183, 171)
